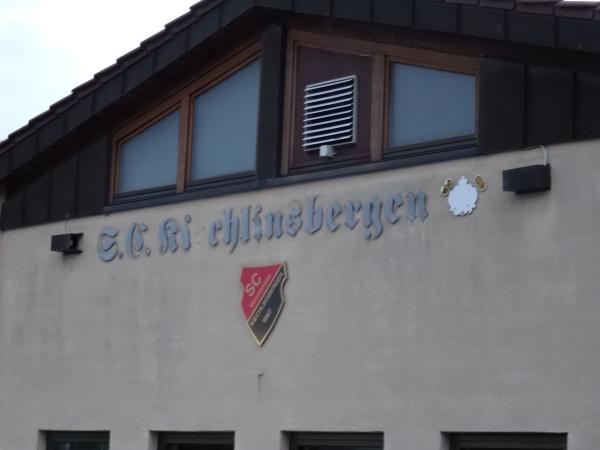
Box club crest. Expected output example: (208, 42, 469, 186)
(240, 262, 288, 346)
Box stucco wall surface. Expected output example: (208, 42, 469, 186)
(0, 141, 599, 450)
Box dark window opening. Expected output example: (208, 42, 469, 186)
(46, 431, 109, 450)
(158, 432, 234, 450)
(449, 433, 567, 450)
(290, 432, 383, 450)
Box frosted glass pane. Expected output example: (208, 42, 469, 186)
(118, 110, 179, 193)
(191, 59, 260, 180)
(388, 64, 475, 148)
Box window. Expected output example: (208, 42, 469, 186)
(157, 432, 234, 450)
(117, 109, 180, 194)
(191, 59, 260, 181)
(283, 31, 479, 174)
(449, 433, 567, 450)
(46, 431, 109, 450)
(290, 433, 383, 450)
(110, 41, 261, 201)
(388, 63, 476, 149)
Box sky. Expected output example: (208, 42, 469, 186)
(0, 0, 198, 141)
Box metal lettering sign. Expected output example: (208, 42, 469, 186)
(209, 192, 428, 253)
(240, 263, 288, 346)
(97, 191, 428, 261)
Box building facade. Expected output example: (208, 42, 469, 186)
(1, 1, 600, 450)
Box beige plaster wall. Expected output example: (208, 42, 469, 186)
(1, 141, 599, 450)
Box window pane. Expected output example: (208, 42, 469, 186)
(118, 110, 179, 193)
(388, 63, 475, 148)
(191, 59, 260, 180)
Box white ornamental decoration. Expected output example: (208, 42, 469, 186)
(441, 175, 487, 216)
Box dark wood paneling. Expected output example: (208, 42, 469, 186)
(332, 0, 370, 21)
(76, 136, 109, 217)
(23, 173, 50, 226)
(223, 0, 255, 25)
(557, 19, 600, 54)
(155, 32, 188, 71)
(256, 0, 292, 9)
(372, 0, 413, 27)
(295, 0, 331, 16)
(414, 1, 458, 34)
(256, 25, 285, 180)
(526, 65, 573, 146)
(0, 151, 10, 179)
(65, 93, 94, 132)
(95, 74, 124, 112)
(11, 134, 37, 169)
(479, 58, 525, 153)
(0, 191, 24, 230)
(459, 5, 505, 40)
(507, 12, 555, 47)
(574, 72, 600, 140)
(50, 155, 77, 222)
(124, 54, 155, 93)
(187, 6, 222, 49)
(38, 117, 65, 151)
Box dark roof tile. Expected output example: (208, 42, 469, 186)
(507, 11, 556, 46)
(294, 0, 331, 16)
(255, 0, 293, 9)
(516, 0, 556, 15)
(415, 0, 459, 33)
(555, 1, 597, 19)
(332, 0, 371, 21)
(372, 0, 413, 26)
(479, 0, 515, 10)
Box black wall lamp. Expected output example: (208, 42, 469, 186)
(51, 233, 83, 254)
(503, 146, 551, 194)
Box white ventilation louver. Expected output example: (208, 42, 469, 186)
(303, 75, 357, 153)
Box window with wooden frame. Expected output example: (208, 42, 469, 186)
(157, 432, 234, 450)
(282, 31, 479, 175)
(448, 433, 567, 450)
(110, 42, 262, 202)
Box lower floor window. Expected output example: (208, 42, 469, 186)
(290, 433, 383, 450)
(158, 432, 234, 450)
(46, 432, 109, 450)
(449, 433, 567, 450)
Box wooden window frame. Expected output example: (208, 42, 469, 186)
(448, 433, 567, 450)
(282, 30, 479, 175)
(109, 40, 262, 203)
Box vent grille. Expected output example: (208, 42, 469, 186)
(303, 75, 357, 151)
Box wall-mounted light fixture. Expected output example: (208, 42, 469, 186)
(503, 146, 551, 194)
(503, 164, 551, 194)
(51, 233, 83, 255)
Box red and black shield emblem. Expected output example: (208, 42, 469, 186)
(240, 262, 288, 346)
